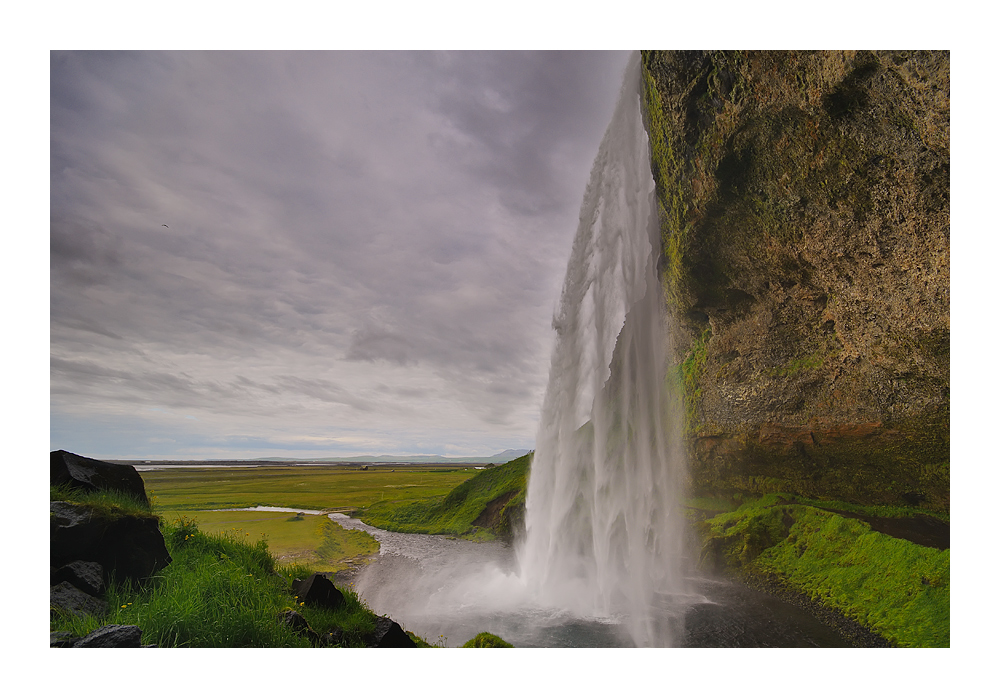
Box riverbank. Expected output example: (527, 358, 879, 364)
(691, 493, 949, 647)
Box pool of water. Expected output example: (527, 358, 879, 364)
(329, 514, 852, 648)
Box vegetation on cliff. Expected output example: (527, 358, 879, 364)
(641, 50, 949, 513)
(639, 51, 949, 646)
(694, 493, 948, 647)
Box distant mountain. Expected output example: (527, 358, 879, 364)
(488, 449, 532, 463)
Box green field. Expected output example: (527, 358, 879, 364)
(361, 454, 530, 539)
(140, 465, 478, 572)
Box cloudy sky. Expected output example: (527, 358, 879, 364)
(50, 50, 631, 460)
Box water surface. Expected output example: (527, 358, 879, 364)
(331, 513, 850, 648)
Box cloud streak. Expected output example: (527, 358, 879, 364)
(50, 50, 631, 459)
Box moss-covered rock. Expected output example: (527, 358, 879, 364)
(642, 50, 949, 513)
(461, 631, 514, 647)
(696, 494, 949, 646)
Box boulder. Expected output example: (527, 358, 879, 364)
(50, 581, 108, 618)
(74, 624, 143, 648)
(50, 502, 102, 559)
(51, 560, 104, 596)
(51, 450, 150, 506)
(278, 609, 322, 645)
(366, 617, 416, 647)
(291, 573, 345, 610)
(51, 501, 171, 582)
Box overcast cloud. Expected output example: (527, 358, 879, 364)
(50, 50, 631, 459)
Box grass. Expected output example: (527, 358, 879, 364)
(461, 632, 514, 648)
(51, 464, 517, 647)
(50, 516, 384, 647)
(162, 509, 379, 572)
(142, 465, 477, 513)
(359, 454, 530, 538)
(698, 494, 950, 647)
(51, 483, 153, 518)
(137, 464, 476, 571)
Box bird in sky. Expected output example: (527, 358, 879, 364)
(162, 224, 169, 228)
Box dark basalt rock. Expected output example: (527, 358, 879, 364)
(74, 624, 143, 648)
(52, 560, 104, 596)
(291, 573, 345, 610)
(50, 502, 101, 558)
(51, 450, 150, 506)
(278, 609, 322, 645)
(50, 501, 171, 582)
(50, 581, 108, 618)
(366, 617, 417, 647)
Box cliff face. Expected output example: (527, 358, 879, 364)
(641, 51, 949, 512)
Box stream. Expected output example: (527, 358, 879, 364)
(329, 513, 853, 648)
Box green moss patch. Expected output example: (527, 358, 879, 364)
(698, 494, 949, 646)
(461, 631, 514, 647)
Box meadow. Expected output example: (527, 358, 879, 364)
(51, 463, 513, 647)
(141, 465, 478, 572)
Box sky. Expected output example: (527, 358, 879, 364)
(50, 50, 632, 460)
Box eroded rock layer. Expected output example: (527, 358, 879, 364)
(641, 50, 949, 512)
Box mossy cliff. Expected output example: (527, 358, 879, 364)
(641, 51, 949, 513)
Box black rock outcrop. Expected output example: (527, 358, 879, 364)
(51, 560, 104, 596)
(51, 450, 150, 506)
(50, 450, 170, 643)
(366, 617, 417, 647)
(50, 580, 109, 618)
(50, 500, 171, 582)
(291, 573, 345, 610)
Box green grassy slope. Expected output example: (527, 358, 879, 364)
(359, 453, 531, 539)
(696, 494, 949, 647)
(141, 465, 476, 513)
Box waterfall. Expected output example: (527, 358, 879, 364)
(517, 52, 688, 647)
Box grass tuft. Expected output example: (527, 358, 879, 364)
(51, 483, 153, 518)
(461, 632, 514, 647)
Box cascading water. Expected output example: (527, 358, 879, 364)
(516, 51, 688, 647)
(349, 52, 692, 647)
